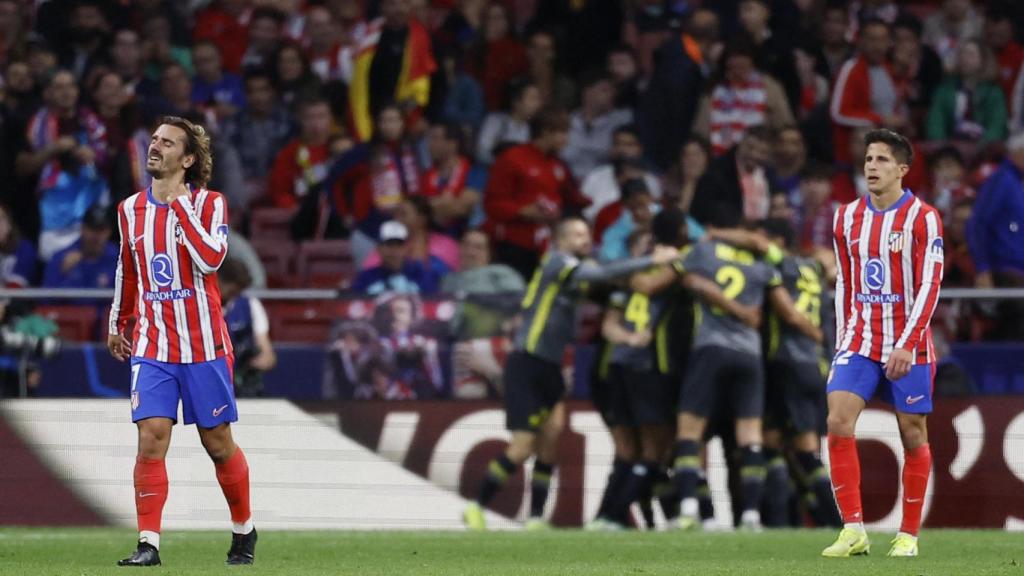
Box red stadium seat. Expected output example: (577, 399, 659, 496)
(34, 305, 99, 342)
(264, 301, 347, 342)
(252, 240, 297, 287)
(295, 240, 356, 288)
(249, 207, 297, 242)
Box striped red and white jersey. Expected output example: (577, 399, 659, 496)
(833, 190, 944, 365)
(108, 187, 233, 363)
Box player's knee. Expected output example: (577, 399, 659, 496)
(898, 416, 928, 449)
(137, 423, 170, 458)
(199, 426, 235, 462)
(826, 411, 855, 436)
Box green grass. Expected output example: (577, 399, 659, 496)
(0, 528, 1021, 575)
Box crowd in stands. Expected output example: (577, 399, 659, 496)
(2, 0, 1024, 360)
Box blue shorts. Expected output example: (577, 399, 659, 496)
(826, 351, 934, 414)
(130, 356, 238, 428)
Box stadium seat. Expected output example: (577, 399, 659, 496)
(264, 301, 347, 343)
(252, 240, 297, 288)
(249, 207, 297, 242)
(295, 240, 356, 288)
(33, 305, 99, 342)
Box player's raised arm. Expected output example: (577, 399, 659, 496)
(572, 245, 678, 286)
(108, 202, 137, 361)
(170, 190, 229, 274)
(894, 208, 945, 355)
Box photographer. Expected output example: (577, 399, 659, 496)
(220, 258, 276, 397)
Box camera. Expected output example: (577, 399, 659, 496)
(0, 327, 62, 359)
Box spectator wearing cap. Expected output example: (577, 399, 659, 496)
(562, 71, 633, 181)
(690, 125, 774, 228)
(926, 39, 1007, 143)
(42, 206, 116, 290)
(362, 195, 461, 273)
(351, 221, 449, 296)
(420, 122, 486, 238)
(582, 124, 661, 223)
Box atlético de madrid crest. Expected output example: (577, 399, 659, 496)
(888, 231, 905, 252)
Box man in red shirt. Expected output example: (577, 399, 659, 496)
(268, 98, 334, 209)
(483, 108, 586, 279)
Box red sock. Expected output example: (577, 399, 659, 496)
(900, 444, 931, 536)
(134, 456, 168, 534)
(828, 434, 863, 524)
(215, 447, 251, 528)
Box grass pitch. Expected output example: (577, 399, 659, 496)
(0, 527, 1021, 575)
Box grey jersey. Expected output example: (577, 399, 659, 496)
(681, 240, 781, 356)
(768, 255, 824, 366)
(513, 250, 656, 364)
(608, 283, 676, 372)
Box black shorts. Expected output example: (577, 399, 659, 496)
(608, 364, 675, 427)
(679, 346, 764, 420)
(505, 351, 566, 432)
(764, 360, 827, 434)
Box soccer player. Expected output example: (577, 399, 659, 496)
(669, 230, 820, 531)
(758, 218, 840, 528)
(108, 117, 255, 566)
(822, 129, 943, 558)
(463, 218, 679, 530)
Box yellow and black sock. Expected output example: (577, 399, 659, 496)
(477, 454, 517, 506)
(529, 461, 555, 518)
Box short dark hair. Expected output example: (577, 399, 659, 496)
(243, 69, 274, 88)
(892, 13, 923, 38)
(927, 145, 964, 170)
(620, 178, 651, 202)
(759, 217, 795, 249)
(530, 108, 570, 138)
(864, 128, 913, 166)
(652, 208, 688, 245)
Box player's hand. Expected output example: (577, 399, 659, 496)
(735, 304, 762, 329)
(107, 332, 132, 362)
(630, 329, 652, 348)
(651, 245, 680, 266)
(885, 348, 913, 381)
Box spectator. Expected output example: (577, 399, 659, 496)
(606, 44, 640, 110)
(562, 71, 633, 181)
(434, 0, 485, 58)
(891, 14, 944, 133)
(194, 0, 251, 73)
(371, 292, 444, 399)
(328, 0, 370, 48)
(0, 204, 37, 287)
(141, 13, 192, 82)
(638, 7, 717, 171)
(772, 126, 807, 206)
(482, 108, 577, 279)
(305, 6, 346, 83)
(816, 4, 853, 80)
(220, 258, 276, 397)
(792, 41, 830, 122)
(598, 178, 656, 262)
(0, 0, 25, 69)
(26, 38, 59, 88)
(922, 0, 983, 71)
(793, 162, 837, 253)
(984, 6, 1021, 105)
(351, 220, 449, 295)
(968, 132, 1024, 340)
(829, 18, 905, 164)
(690, 125, 774, 228)
(927, 145, 975, 216)
(693, 42, 794, 157)
(465, 3, 527, 111)
(475, 79, 541, 165)
(41, 205, 116, 289)
(581, 124, 661, 222)
(944, 197, 977, 287)
(437, 47, 485, 132)
(530, 0, 623, 75)
(440, 229, 525, 294)
(221, 70, 295, 205)
(736, 0, 800, 116)
(87, 69, 134, 163)
(268, 97, 335, 209)
(354, 356, 417, 400)
(345, 0, 436, 142)
(420, 122, 486, 237)
(830, 125, 873, 204)
(591, 157, 658, 243)
(2, 59, 39, 134)
(191, 40, 245, 121)
(523, 29, 576, 111)
(272, 42, 324, 114)
(151, 62, 202, 121)
(16, 69, 109, 261)
(241, 7, 285, 72)
(926, 39, 1007, 144)
(108, 29, 149, 98)
(664, 135, 711, 215)
(58, 0, 110, 80)
(362, 195, 461, 273)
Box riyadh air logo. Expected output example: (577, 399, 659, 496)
(151, 254, 174, 287)
(864, 258, 885, 291)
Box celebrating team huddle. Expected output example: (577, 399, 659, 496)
(463, 129, 943, 559)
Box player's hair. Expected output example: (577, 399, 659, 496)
(652, 208, 688, 246)
(613, 123, 640, 141)
(160, 115, 213, 187)
(555, 216, 588, 240)
(759, 218, 795, 250)
(864, 128, 913, 166)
